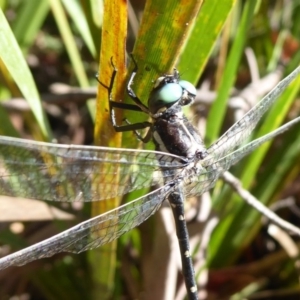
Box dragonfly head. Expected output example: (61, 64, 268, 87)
(148, 69, 197, 114)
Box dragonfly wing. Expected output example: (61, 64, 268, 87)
(0, 135, 186, 202)
(184, 115, 300, 198)
(206, 66, 300, 161)
(0, 184, 171, 269)
(183, 163, 220, 198)
(209, 116, 300, 172)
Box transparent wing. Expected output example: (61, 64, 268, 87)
(185, 116, 300, 197)
(0, 135, 186, 202)
(206, 66, 300, 161)
(209, 116, 300, 173)
(0, 185, 171, 270)
(183, 163, 221, 198)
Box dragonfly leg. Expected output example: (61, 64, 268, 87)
(97, 57, 152, 140)
(126, 54, 150, 113)
(123, 118, 153, 143)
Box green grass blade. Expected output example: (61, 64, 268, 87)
(0, 8, 51, 138)
(205, 0, 257, 145)
(92, 1, 127, 298)
(49, 0, 89, 87)
(12, 0, 50, 52)
(61, 0, 97, 58)
(178, 0, 236, 83)
(123, 0, 204, 149)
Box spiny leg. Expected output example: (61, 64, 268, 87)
(97, 57, 152, 138)
(126, 54, 149, 112)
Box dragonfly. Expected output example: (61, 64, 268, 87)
(0, 59, 300, 300)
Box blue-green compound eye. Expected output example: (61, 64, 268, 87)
(157, 83, 183, 103)
(179, 80, 197, 96)
(148, 83, 183, 113)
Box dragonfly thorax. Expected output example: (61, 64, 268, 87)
(148, 70, 206, 160)
(152, 109, 207, 159)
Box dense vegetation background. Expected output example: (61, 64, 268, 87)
(0, 0, 300, 299)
